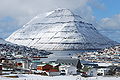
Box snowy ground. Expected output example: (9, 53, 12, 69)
(0, 74, 120, 80)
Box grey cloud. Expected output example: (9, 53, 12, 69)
(0, 0, 91, 39)
(100, 14, 120, 30)
(89, 0, 105, 10)
(100, 30, 120, 43)
(0, 0, 90, 26)
(99, 14, 120, 42)
(0, 0, 109, 39)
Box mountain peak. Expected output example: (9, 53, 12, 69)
(53, 8, 73, 15)
(25, 8, 83, 26)
(6, 9, 118, 50)
(48, 8, 81, 19)
(32, 8, 83, 24)
(54, 8, 71, 12)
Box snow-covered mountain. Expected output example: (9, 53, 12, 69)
(6, 9, 118, 50)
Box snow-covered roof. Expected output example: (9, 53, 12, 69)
(14, 55, 23, 58)
(92, 63, 112, 67)
(97, 63, 112, 67)
(56, 58, 82, 69)
(37, 64, 46, 67)
(49, 63, 59, 67)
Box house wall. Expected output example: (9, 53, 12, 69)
(31, 62, 40, 69)
(87, 68, 110, 76)
(59, 65, 67, 75)
(16, 63, 22, 69)
(16, 60, 30, 69)
(87, 68, 97, 77)
(59, 65, 77, 75)
(0, 64, 2, 75)
(37, 66, 43, 70)
(49, 72, 60, 76)
(22, 61, 29, 69)
(43, 65, 53, 72)
(37, 64, 53, 72)
(68, 66, 77, 75)
(97, 68, 110, 76)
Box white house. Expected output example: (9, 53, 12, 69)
(56, 58, 82, 75)
(86, 63, 111, 76)
(96, 63, 111, 76)
(97, 68, 110, 76)
(15, 58, 31, 69)
(87, 67, 110, 77)
(87, 68, 97, 77)
(59, 65, 77, 75)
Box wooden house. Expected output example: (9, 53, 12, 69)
(37, 64, 53, 72)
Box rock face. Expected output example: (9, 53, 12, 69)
(6, 9, 117, 50)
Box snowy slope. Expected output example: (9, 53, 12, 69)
(6, 9, 118, 50)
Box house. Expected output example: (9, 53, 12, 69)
(0, 64, 2, 75)
(96, 63, 111, 76)
(56, 58, 82, 75)
(37, 63, 60, 76)
(31, 60, 41, 70)
(15, 58, 31, 69)
(87, 67, 110, 77)
(97, 68, 110, 76)
(56, 58, 82, 70)
(86, 63, 111, 76)
(107, 66, 120, 76)
(37, 64, 53, 72)
(59, 65, 77, 75)
(87, 68, 97, 77)
(30, 56, 48, 70)
(115, 66, 120, 76)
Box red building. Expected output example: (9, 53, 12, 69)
(37, 64, 53, 72)
(49, 68, 59, 72)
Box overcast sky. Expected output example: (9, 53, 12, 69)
(0, 0, 120, 42)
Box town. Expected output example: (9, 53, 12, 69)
(0, 42, 120, 78)
(0, 1, 120, 79)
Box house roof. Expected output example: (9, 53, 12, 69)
(96, 63, 112, 67)
(85, 63, 113, 68)
(49, 63, 59, 67)
(37, 63, 47, 67)
(56, 58, 80, 67)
